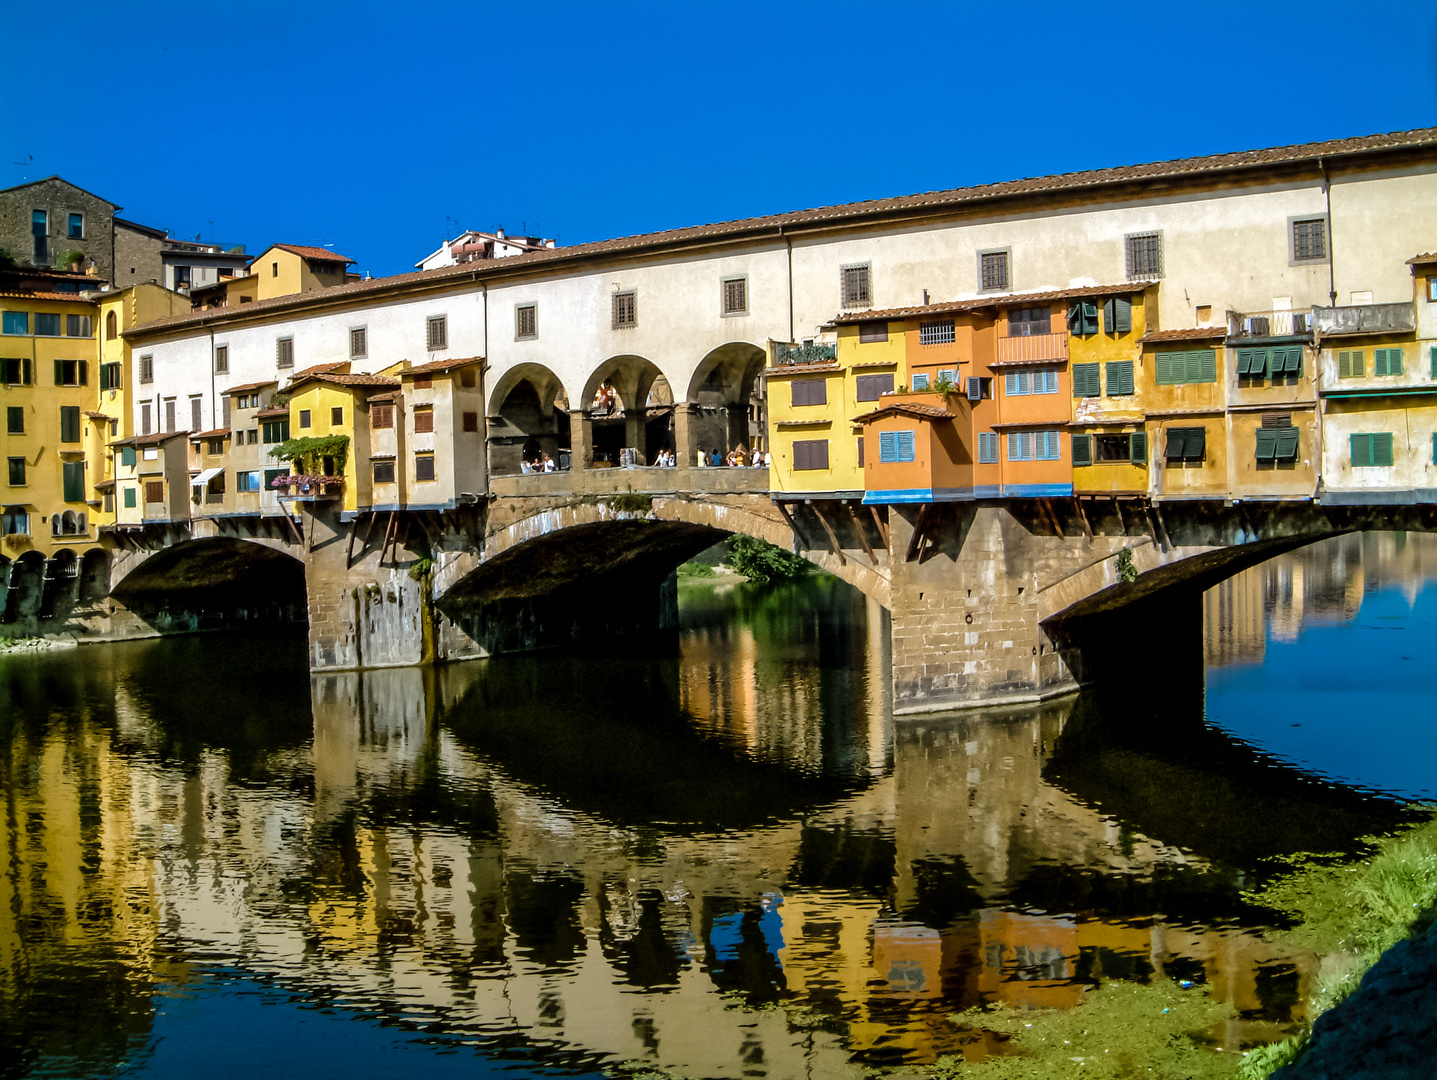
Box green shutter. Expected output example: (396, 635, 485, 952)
(1281, 347, 1302, 375)
(1102, 298, 1115, 333)
(1430, 346, 1437, 379)
(1373, 432, 1394, 466)
(62, 461, 84, 502)
(1129, 431, 1147, 464)
(1275, 428, 1300, 460)
(1071, 433, 1092, 467)
(1199, 350, 1216, 383)
(21, 359, 30, 385)
(123, 487, 136, 509)
(1389, 348, 1403, 376)
(1255, 429, 1278, 461)
(1155, 352, 1173, 385)
(1073, 362, 1099, 397)
(1351, 433, 1372, 467)
(121, 446, 136, 467)
(78, 360, 88, 385)
(59, 406, 79, 443)
(1165, 428, 1187, 459)
(1374, 349, 1388, 376)
(53, 359, 63, 386)
(1350, 350, 1365, 377)
(1105, 360, 1134, 396)
(1112, 297, 1132, 334)
(1236, 348, 1259, 376)
(1338, 351, 1350, 379)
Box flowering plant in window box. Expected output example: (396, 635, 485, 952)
(270, 473, 342, 496)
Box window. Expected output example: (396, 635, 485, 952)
(1082, 432, 1145, 463)
(350, 327, 367, 358)
(979, 250, 1009, 292)
(462, 411, 478, 432)
(939, 368, 957, 385)
(247, 429, 259, 444)
(413, 406, 434, 433)
(1256, 424, 1300, 463)
(1, 358, 30, 385)
(140, 402, 152, 435)
(1102, 297, 1132, 335)
(173, 266, 191, 289)
(413, 375, 432, 390)
(1004, 369, 1058, 396)
(35, 313, 60, 337)
(123, 488, 136, 509)
(1008, 307, 1048, 337)
(1293, 218, 1327, 262)
(610, 292, 636, 330)
(62, 462, 85, 503)
(516, 304, 538, 339)
(1338, 349, 1365, 378)
(911, 372, 931, 390)
(371, 404, 394, 429)
(1, 312, 27, 335)
(791, 379, 827, 406)
(53, 359, 87, 386)
(276, 337, 294, 368)
(237, 471, 262, 493)
(978, 432, 999, 463)
(1125, 232, 1162, 278)
(1166, 426, 1206, 461)
(722, 278, 747, 316)
(271, 261, 279, 277)
(840, 265, 870, 309)
(331, 406, 343, 426)
(792, 439, 829, 470)
(878, 430, 916, 463)
(1071, 362, 1100, 397)
(859, 321, 888, 343)
(414, 453, 436, 481)
(145, 480, 164, 504)
(1154, 350, 1217, 385)
(264, 467, 286, 491)
(856, 436, 864, 467)
(1428, 278, 1437, 303)
(6, 407, 21, 434)
(1350, 432, 1394, 467)
(1068, 300, 1099, 336)
(1006, 430, 1062, 461)
(59, 406, 80, 443)
(190, 397, 202, 431)
(66, 314, 91, 337)
(1105, 360, 1134, 396)
(460, 368, 476, 388)
(908, 318, 955, 348)
(298, 409, 312, 429)
(855, 373, 894, 401)
(7, 458, 25, 486)
(262, 419, 290, 443)
(1374, 347, 1404, 376)
(139, 354, 154, 383)
(68, 213, 83, 239)
(372, 459, 396, 484)
(2, 506, 27, 534)
(214, 345, 229, 374)
(32, 210, 46, 264)
(106, 311, 118, 340)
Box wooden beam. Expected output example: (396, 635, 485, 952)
(1039, 497, 1064, 538)
(1150, 500, 1173, 552)
(1073, 496, 1093, 539)
(905, 504, 933, 563)
(774, 500, 807, 550)
(869, 505, 890, 550)
(847, 502, 878, 566)
(810, 503, 847, 566)
(345, 517, 360, 569)
(1113, 497, 1126, 535)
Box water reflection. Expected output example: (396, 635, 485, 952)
(2, 542, 1434, 1077)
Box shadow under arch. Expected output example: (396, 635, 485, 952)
(111, 535, 308, 634)
(580, 353, 671, 466)
(685, 340, 767, 460)
(487, 362, 572, 477)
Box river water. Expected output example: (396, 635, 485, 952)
(2, 534, 1434, 1079)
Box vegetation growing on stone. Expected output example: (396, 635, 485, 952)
(607, 493, 653, 514)
(726, 534, 809, 584)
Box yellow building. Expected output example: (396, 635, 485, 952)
(281, 363, 401, 515)
(247, 244, 354, 303)
(1068, 288, 1159, 496)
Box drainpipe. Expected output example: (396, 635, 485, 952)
(478, 273, 490, 487)
(208, 327, 217, 432)
(781, 226, 794, 343)
(1319, 157, 1337, 306)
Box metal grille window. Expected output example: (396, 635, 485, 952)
(919, 319, 955, 345)
(426, 315, 448, 349)
(214, 345, 228, 374)
(414, 454, 436, 481)
(350, 327, 367, 358)
(859, 320, 888, 343)
(1293, 219, 1327, 262)
(722, 278, 747, 315)
(841, 265, 871, 309)
(790, 379, 827, 406)
(980, 251, 1009, 291)
(792, 439, 829, 471)
(878, 430, 916, 463)
(516, 304, 538, 339)
(611, 291, 637, 330)
(1125, 232, 1162, 278)
(855, 373, 894, 401)
(276, 337, 294, 369)
(978, 432, 999, 463)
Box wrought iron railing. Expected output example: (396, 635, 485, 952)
(1227, 308, 1313, 339)
(771, 341, 837, 366)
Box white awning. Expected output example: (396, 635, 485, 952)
(190, 467, 223, 487)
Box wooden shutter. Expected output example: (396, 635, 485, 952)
(60, 406, 79, 443)
(1373, 432, 1394, 466)
(62, 462, 84, 502)
(1129, 431, 1147, 464)
(792, 379, 826, 406)
(857, 436, 864, 468)
(414, 408, 434, 433)
(1067, 302, 1085, 334)
(145, 480, 164, 504)
(121, 446, 136, 467)
(1112, 297, 1132, 334)
(1071, 433, 1092, 466)
(895, 430, 915, 462)
(1072, 362, 1099, 397)
(1105, 361, 1133, 396)
(1154, 353, 1174, 385)
(1166, 429, 1188, 459)
(1350, 433, 1371, 467)
(793, 439, 828, 470)
(879, 431, 897, 462)
(54, 359, 63, 386)
(1256, 429, 1278, 461)
(1274, 427, 1299, 460)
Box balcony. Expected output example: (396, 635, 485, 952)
(1312, 302, 1414, 337)
(771, 342, 837, 366)
(1227, 308, 1312, 340)
(996, 333, 1068, 365)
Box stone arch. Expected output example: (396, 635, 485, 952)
(580, 354, 669, 467)
(4, 551, 45, 621)
(39, 548, 79, 618)
(79, 548, 112, 602)
(487, 362, 572, 476)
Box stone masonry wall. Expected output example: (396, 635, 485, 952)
(0, 178, 116, 280)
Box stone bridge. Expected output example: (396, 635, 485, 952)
(31, 464, 1437, 711)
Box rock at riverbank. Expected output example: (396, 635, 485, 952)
(1274, 925, 1437, 1080)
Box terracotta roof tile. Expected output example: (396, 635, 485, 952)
(261, 244, 355, 264)
(367, 390, 401, 402)
(289, 371, 401, 390)
(112, 430, 188, 447)
(1408, 252, 1437, 265)
(256, 406, 288, 419)
(764, 362, 841, 376)
(290, 362, 349, 379)
(224, 380, 278, 395)
(125, 126, 1437, 339)
(189, 429, 230, 440)
(831, 283, 1151, 324)
(403, 355, 485, 376)
(84, 411, 113, 420)
(1141, 327, 1227, 342)
(853, 401, 957, 423)
(0, 290, 99, 302)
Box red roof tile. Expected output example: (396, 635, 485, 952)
(367, 390, 401, 402)
(189, 429, 230, 440)
(290, 362, 349, 379)
(403, 355, 485, 376)
(853, 401, 957, 423)
(262, 244, 355, 264)
(764, 362, 841, 376)
(112, 430, 188, 447)
(0, 290, 99, 302)
(256, 406, 288, 419)
(288, 371, 400, 391)
(224, 380, 278, 395)
(1141, 327, 1227, 342)
(831, 283, 1151, 324)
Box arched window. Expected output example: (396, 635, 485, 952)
(106, 311, 118, 340)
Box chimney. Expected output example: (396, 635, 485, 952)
(496, 227, 505, 240)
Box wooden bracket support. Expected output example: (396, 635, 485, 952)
(810, 503, 847, 566)
(905, 504, 933, 563)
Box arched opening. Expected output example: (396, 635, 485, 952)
(684, 342, 767, 467)
(580, 355, 668, 467)
(3, 551, 45, 621)
(110, 537, 308, 635)
(487, 363, 571, 476)
(79, 548, 111, 602)
(38, 548, 78, 619)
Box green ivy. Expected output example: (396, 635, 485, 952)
(272, 434, 349, 476)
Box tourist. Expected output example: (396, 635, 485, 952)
(541, 453, 556, 473)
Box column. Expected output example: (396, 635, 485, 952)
(674, 404, 699, 468)
(569, 410, 593, 472)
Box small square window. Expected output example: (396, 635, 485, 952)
(840, 265, 870, 309)
(413, 406, 434, 433)
(979, 250, 1009, 292)
(67, 213, 83, 239)
(612, 290, 637, 329)
(1293, 218, 1327, 262)
(722, 277, 747, 316)
(371, 404, 394, 429)
(426, 315, 448, 350)
(919, 319, 955, 345)
(299, 409, 312, 429)
(350, 327, 367, 358)
(516, 304, 537, 339)
(276, 337, 294, 368)
(1125, 232, 1163, 279)
(859, 321, 888, 343)
(331, 406, 343, 425)
(414, 454, 436, 481)
(462, 411, 478, 432)
(372, 459, 396, 484)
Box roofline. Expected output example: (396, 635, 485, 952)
(0, 175, 121, 209)
(114, 217, 168, 239)
(124, 125, 1437, 340)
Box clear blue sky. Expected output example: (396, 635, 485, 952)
(3, 0, 1434, 278)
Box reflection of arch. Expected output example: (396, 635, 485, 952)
(79, 548, 111, 602)
(487, 363, 572, 477)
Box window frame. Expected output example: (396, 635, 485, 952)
(275, 336, 294, 369)
(67, 212, 84, 239)
(840, 263, 871, 310)
(413, 453, 437, 482)
(721, 276, 748, 317)
(977, 248, 1010, 293)
(855, 372, 894, 402)
(790, 379, 827, 407)
(515, 303, 538, 340)
(858, 320, 888, 343)
(611, 290, 637, 330)
(1124, 232, 1163, 279)
(1290, 214, 1329, 265)
(372, 459, 396, 485)
(413, 406, 435, 433)
(426, 314, 449, 350)
(350, 326, 367, 359)
(919, 319, 956, 346)
(791, 438, 830, 471)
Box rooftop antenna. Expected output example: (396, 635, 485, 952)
(12, 155, 32, 182)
